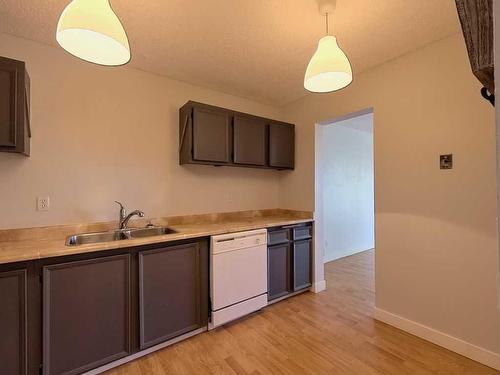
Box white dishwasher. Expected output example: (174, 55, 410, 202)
(209, 229, 268, 329)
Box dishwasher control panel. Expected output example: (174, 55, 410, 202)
(212, 229, 267, 254)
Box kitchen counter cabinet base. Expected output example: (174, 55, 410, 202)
(0, 218, 312, 375)
(267, 223, 313, 302)
(1, 238, 208, 375)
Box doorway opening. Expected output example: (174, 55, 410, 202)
(315, 109, 374, 263)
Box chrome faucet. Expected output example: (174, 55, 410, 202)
(115, 201, 145, 230)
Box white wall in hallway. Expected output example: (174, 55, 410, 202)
(317, 113, 374, 262)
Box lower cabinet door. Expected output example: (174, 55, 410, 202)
(139, 243, 207, 349)
(43, 254, 131, 375)
(267, 243, 291, 301)
(292, 239, 312, 291)
(0, 269, 27, 375)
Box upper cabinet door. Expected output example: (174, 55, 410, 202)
(0, 59, 20, 148)
(233, 116, 266, 166)
(192, 107, 230, 163)
(269, 122, 295, 169)
(0, 56, 30, 156)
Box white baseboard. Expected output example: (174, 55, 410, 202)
(311, 280, 326, 293)
(83, 327, 207, 374)
(374, 307, 500, 371)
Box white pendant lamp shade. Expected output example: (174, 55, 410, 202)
(304, 35, 352, 93)
(56, 0, 130, 66)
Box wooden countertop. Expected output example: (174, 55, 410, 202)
(0, 210, 313, 265)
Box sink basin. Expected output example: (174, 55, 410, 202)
(66, 231, 128, 246)
(66, 226, 177, 246)
(127, 227, 177, 238)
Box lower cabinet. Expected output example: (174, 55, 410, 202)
(267, 223, 313, 302)
(43, 254, 131, 375)
(0, 268, 27, 375)
(39, 239, 208, 375)
(139, 243, 208, 349)
(268, 243, 291, 300)
(292, 239, 312, 291)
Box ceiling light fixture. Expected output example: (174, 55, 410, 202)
(304, 0, 352, 93)
(56, 0, 131, 66)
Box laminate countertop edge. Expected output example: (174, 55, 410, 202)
(0, 217, 313, 265)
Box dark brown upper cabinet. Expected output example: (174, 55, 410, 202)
(455, 0, 494, 104)
(269, 122, 295, 169)
(0, 56, 30, 156)
(179, 101, 294, 170)
(233, 115, 266, 166)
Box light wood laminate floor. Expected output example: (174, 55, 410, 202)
(107, 249, 499, 374)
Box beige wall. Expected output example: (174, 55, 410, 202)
(280, 34, 500, 356)
(0, 33, 283, 229)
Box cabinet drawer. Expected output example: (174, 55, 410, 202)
(292, 225, 312, 241)
(268, 229, 290, 245)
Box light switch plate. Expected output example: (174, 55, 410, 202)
(37, 197, 50, 211)
(440, 154, 453, 170)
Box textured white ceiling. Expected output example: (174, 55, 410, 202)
(0, 0, 460, 105)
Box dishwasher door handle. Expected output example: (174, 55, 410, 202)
(217, 237, 236, 243)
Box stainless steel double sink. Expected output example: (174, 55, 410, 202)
(66, 226, 177, 246)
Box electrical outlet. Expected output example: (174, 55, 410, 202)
(37, 197, 50, 211)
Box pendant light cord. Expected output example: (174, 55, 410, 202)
(326, 12, 329, 35)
